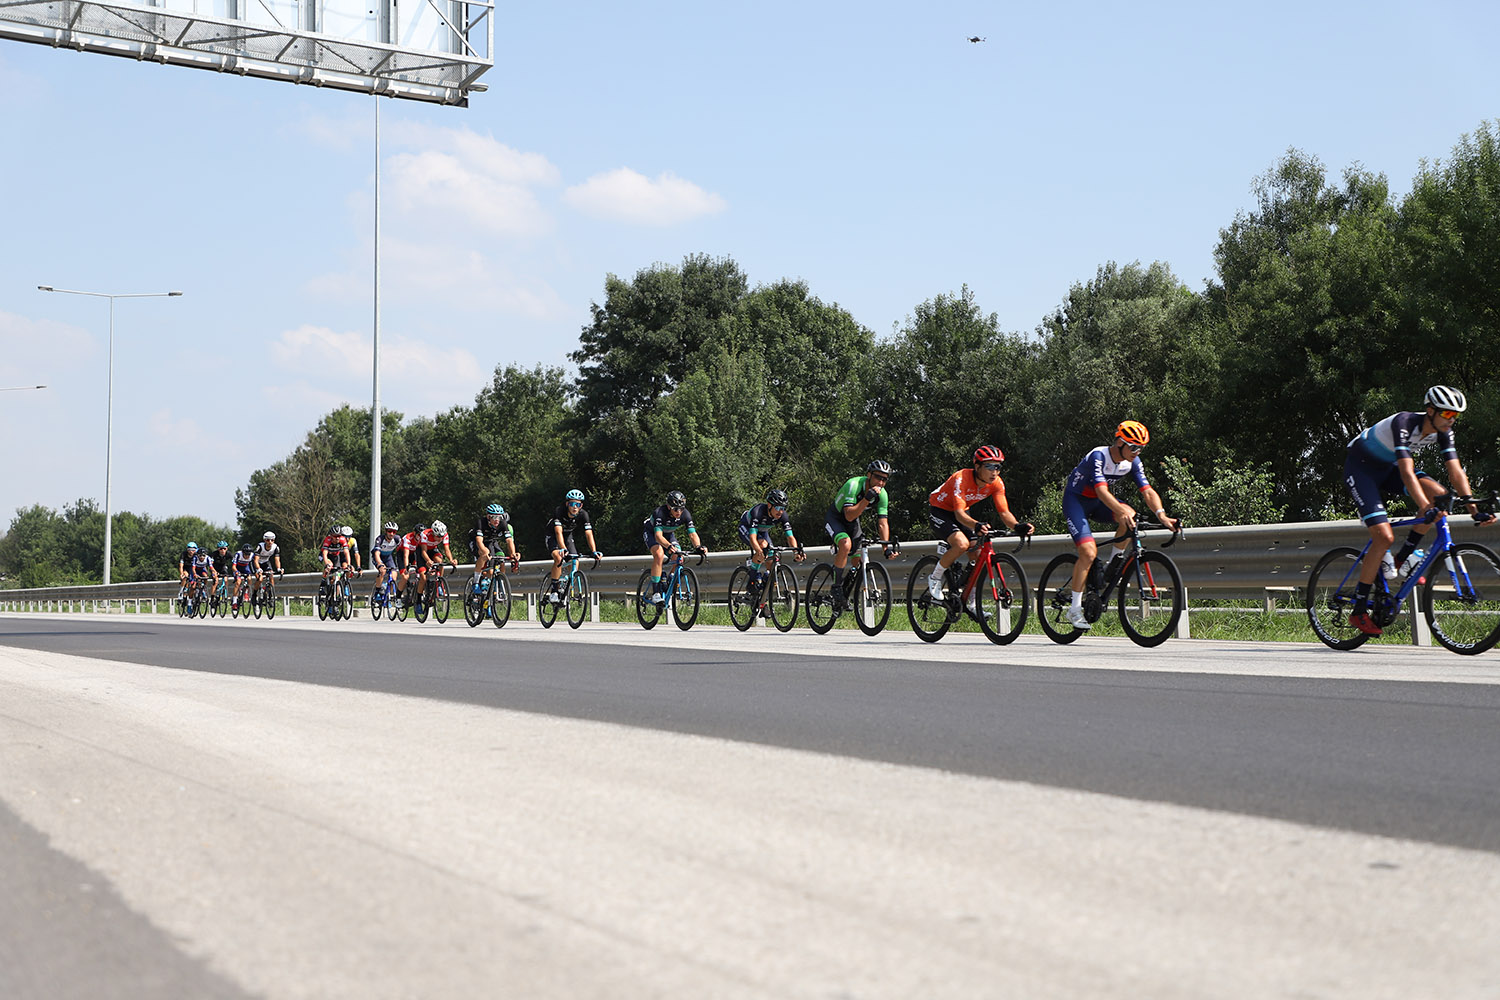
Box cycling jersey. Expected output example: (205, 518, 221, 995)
(231, 553, 256, 575)
(320, 535, 350, 561)
(210, 549, 233, 575)
(1348, 412, 1456, 468)
(832, 476, 889, 518)
(253, 542, 280, 567)
(470, 513, 513, 543)
(548, 505, 592, 536)
(1064, 447, 1151, 499)
(929, 469, 1011, 515)
(418, 527, 448, 552)
(372, 532, 400, 555)
(643, 505, 695, 548)
(738, 503, 795, 540)
(191, 551, 214, 577)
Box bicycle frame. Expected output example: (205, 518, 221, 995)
(1326, 509, 1462, 619)
(951, 530, 1025, 606)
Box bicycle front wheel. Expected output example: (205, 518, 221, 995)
(635, 569, 662, 629)
(1424, 543, 1500, 655)
(490, 574, 512, 628)
(727, 566, 756, 632)
(463, 575, 483, 627)
(805, 564, 838, 634)
(432, 577, 450, 623)
(905, 556, 950, 643)
(977, 552, 1028, 645)
(566, 571, 589, 629)
(1306, 547, 1370, 651)
(1036, 553, 1083, 644)
(853, 560, 892, 636)
(673, 567, 699, 630)
(1117, 551, 1182, 647)
(768, 564, 800, 632)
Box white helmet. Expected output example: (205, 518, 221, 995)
(1425, 385, 1467, 413)
(431, 520, 447, 536)
(341, 525, 354, 537)
(263, 531, 276, 541)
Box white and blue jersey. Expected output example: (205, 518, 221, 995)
(1344, 412, 1452, 526)
(1061, 447, 1153, 544)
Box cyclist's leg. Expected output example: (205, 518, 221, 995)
(550, 541, 566, 582)
(1346, 456, 1397, 588)
(1065, 493, 1103, 596)
(472, 536, 489, 576)
(825, 509, 855, 571)
(1391, 471, 1445, 565)
(930, 507, 970, 571)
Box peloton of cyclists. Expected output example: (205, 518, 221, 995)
(926, 445, 1034, 604)
(1341, 385, 1495, 636)
(1060, 421, 1180, 631)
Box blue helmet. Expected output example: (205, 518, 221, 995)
(186, 542, 198, 550)
(486, 502, 505, 516)
(565, 489, 585, 502)
(216, 540, 229, 548)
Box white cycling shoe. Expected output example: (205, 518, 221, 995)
(1065, 606, 1092, 630)
(926, 569, 945, 600)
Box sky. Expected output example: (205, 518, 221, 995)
(1, 0, 1496, 529)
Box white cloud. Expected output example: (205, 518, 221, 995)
(386, 149, 553, 237)
(563, 168, 727, 226)
(386, 122, 560, 186)
(0, 310, 96, 385)
(269, 324, 485, 392)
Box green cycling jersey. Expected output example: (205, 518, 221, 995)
(833, 476, 889, 518)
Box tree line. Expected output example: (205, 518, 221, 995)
(6, 126, 1498, 581)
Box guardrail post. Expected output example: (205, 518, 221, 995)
(590, 590, 600, 623)
(1409, 588, 1431, 647)
(1176, 585, 1191, 639)
(283, 597, 290, 617)
(525, 592, 536, 621)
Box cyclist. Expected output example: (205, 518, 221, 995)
(545, 490, 602, 602)
(1061, 421, 1179, 631)
(319, 525, 351, 595)
(342, 525, 363, 577)
(230, 544, 257, 610)
(926, 445, 1034, 601)
(1342, 385, 1494, 636)
(177, 541, 207, 605)
(470, 503, 520, 587)
(737, 489, 805, 594)
(209, 541, 233, 594)
(418, 520, 455, 585)
(825, 460, 897, 608)
(643, 490, 707, 604)
(253, 531, 282, 603)
(370, 521, 404, 601)
(396, 524, 426, 606)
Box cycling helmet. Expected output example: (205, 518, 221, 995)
(186, 541, 199, 550)
(341, 526, 354, 537)
(414, 524, 427, 534)
(485, 502, 505, 516)
(666, 490, 687, 508)
(383, 521, 398, 531)
(263, 531, 275, 541)
(431, 520, 447, 536)
(240, 544, 254, 554)
(765, 488, 789, 507)
(1425, 385, 1468, 412)
(973, 444, 1005, 465)
(216, 540, 229, 548)
(565, 488, 585, 502)
(866, 459, 894, 477)
(1115, 420, 1150, 447)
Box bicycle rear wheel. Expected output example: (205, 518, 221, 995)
(728, 566, 756, 631)
(635, 569, 662, 629)
(805, 564, 838, 634)
(673, 567, 699, 630)
(768, 564, 800, 632)
(905, 556, 951, 643)
(566, 571, 589, 629)
(1424, 543, 1500, 655)
(976, 552, 1028, 645)
(853, 560, 891, 636)
(1036, 553, 1083, 644)
(1117, 551, 1182, 647)
(1306, 547, 1370, 650)
(490, 574, 512, 628)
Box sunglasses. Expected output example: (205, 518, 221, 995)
(566, 501, 582, 508)
(1121, 442, 1144, 452)
(978, 462, 1003, 472)
(1437, 409, 1461, 420)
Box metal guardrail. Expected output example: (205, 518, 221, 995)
(2, 517, 1494, 643)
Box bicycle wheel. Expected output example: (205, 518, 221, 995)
(342, 581, 355, 620)
(413, 580, 430, 623)
(768, 564, 800, 632)
(490, 573, 512, 628)
(853, 560, 891, 636)
(196, 590, 210, 618)
(728, 566, 756, 631)
(1424, 543, 1500, 655)
(805, 563, 838, 634)
(976, 552, 1029, 645)
(539, 576, 560, 628)
(463, 575, 483, 627)
(566, 571, 589, 629)
(635, 569, 662, 629)
(673, 567, 700, 630)
(264, 583, 277, 619)
(1036, 553, 1084, 644)
(906, 556, 951, 643)
(371, 584, 385, 621)
(1117, 551, 1182, 647)
(316, 582, 329, 621)
(394, 585, 408, 622)
(1306, 547, 1371, 651)
(432, 577, 450, 623)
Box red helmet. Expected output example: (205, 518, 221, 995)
(973, 444, 1005, 465)
(1115, 421, 1150, 447)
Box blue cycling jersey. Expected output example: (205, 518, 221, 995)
(1348, 412, 1456, 468)
(1064, 446, 1151, 498)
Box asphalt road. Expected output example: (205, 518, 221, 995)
(2, 615, 1496, 854)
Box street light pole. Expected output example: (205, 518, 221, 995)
(37, 285, 183, 586)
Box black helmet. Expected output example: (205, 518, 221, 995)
(765, 488, 789, 507)
(866, 459, 894, 477)
(240, 543, 254, 554)
(666, 490, 687, 509)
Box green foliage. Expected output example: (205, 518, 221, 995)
(0, 500, 233, 586)
(1158, 454, 1286, 528)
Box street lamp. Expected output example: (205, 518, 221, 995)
(37, 285, 183, 586)
(0, 385, 47, 391)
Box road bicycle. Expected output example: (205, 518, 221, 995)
(805, 536, 900, 636)
(370, 565, 408, 622)
(537, 551, 598, 629)
(410, 563, 453, 624)
(464, 558, 517, 628)
(1307, 494, 1500, 655)
(231, 574, 255, 619)
(208, 576, 230, 618)
(318, 565, 358, 621)
(635, 547, 705, 630)
(906, 527, 1029, 644)
(252, 571, 279, 619)
(176, 579, 199, 618)
(1036, 519, 1184, 647)
(727, 543, 803, 632)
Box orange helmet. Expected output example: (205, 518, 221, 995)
(1115, 420, 1150, 447)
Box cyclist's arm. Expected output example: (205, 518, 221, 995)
(877, 516, 890, 543)
(1443, 456, 1484, 519)
(582, 528, 598, 555)
(1140, 485, 1177, 530)
(952, 499, 987, 533)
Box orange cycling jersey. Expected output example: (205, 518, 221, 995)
(929, 468, 1010, 515)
